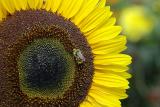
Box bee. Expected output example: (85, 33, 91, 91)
(73, 49, 85, 64)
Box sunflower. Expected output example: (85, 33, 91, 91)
(0, 0, 131, 107)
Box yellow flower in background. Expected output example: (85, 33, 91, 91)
(119, 5, 154, 42)
(0, 0, 131, 107)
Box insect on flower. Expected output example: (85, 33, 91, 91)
(73, 49, 86, 64)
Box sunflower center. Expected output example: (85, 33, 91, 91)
(18, 38, 75, 97)
(0, 10, 94, 106)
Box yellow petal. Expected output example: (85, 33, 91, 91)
(93, 72, 129, 89)
(98, 0, 107, 8)
(27, 0, 40, 9)
(94, 69, 131, 79)
(0, 4, 7, 20)
(87, 26, 122, 43)
(57, 0, 73, 15)
(79, 7, 112, 33)
(94, 60, 130, 67)
(91, 36, 125, 48)
(87, 96, 104, 107)
(0, 0, 15, 14)
(13, 0, 28, 11)
(96, 69, 131, 79)
(95, 64, 129, 73)
(85, 17, 116, 36)
(101, 17, 116, 28)
(95, 54, 131, 60)
(50, 0, 62, 13)
(94, 54, 131, 66)
(71, 0, 99, 25)
(0, 10, 2, 21)
(62, 0, 84, 19)
(115, 72, 132, 79)
(92, 36, 127, 55)
(93, 18, 116, 35)
(93, 46, 127, 55)
(43, 0, 53, 11)
(80, 100, 92, 107)
(89, 89, 121, 107)
(37, 0, 43, 9)
(91, 85, 128, 99)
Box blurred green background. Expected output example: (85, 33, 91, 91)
(107, 0, 160, 107)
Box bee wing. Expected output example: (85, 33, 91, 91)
(77, 51, 85, 62)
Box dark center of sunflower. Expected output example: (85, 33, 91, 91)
(18, 39, 75, 98)
(0, 10, 94, 107)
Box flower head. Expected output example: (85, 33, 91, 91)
(0, 0, 131, 106)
